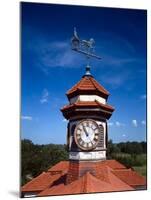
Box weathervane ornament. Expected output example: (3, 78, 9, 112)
(71, 27, 101, 75)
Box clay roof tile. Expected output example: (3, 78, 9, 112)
(22, 160, 146, 197)
(48, 161, 69, 173)
(38, 170, 133, 197)
(61, 100, 114, 112)
(103, 159, 127, 170)
(112, 169, 146, 186)
(66, 76, 109, 98)
(21, 172, 61, 192)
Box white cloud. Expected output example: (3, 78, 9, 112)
(141, 120, 146, 125)
(132, 119, 138, 127)
(115, 121, 120, 127)
(21, 116, 32, 120)
(40, 89, 49, 104)
(122, 134, 126, 137)
(140, 94, 146, 100)
(108, 121, 125, 127)
(40, 98, 48, 104)
(108, 122, 114, 126)
(115, 121, 125, 127)
(33, 40, 84, 72)
(62, 119, 67, 122)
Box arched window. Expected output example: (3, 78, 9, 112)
(98, 125, 104, 148)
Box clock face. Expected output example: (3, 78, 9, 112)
(74, 119, 100, 151)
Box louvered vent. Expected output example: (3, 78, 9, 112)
(97, 125, 104, 148)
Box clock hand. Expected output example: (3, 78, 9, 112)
(82, 125, 88, 137)
(85, 128, 94, 143)
(82, 126, 93, 143)
(87, 134, 92, 143)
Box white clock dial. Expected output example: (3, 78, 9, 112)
(74, 119, 100, 150)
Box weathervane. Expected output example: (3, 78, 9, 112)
(71, 27, 101, 76)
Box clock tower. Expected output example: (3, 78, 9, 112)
(21, 29, 146, 196)
(61, 29, 114, 184)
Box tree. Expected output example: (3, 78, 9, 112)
(21, 139, 68, 185)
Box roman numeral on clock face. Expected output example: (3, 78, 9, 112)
(77, 127, 82, 132)
(74, 119, 101, 150)
(94, 135, 99, 139)
(83, 143, 87, 148)
(78, 138, 83, 145)
(88, 142, 92, 148)
(76, 135, 81, 140)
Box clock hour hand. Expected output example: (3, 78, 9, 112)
(87, 134, 92, 143)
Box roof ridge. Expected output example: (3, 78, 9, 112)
(83, 172, 88, 193)
(90, 77, 109, 95)
(95, 99, 114, 110)
(66, 78, 84, 94)
(66, 76, 109, 98)
(89, 77, 99, 90)
(96, 165, 111, 184)
(82, 172, 92, 193)
(76, 77, 85, 89)
(94, 99, 101, 105)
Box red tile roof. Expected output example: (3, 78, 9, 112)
(21, 160, 146, 197)
(103, 159, 127, 170)
(112, 169, 146, 187)
(48, 161, 69, 173)
(66, 76, 109, 99)
(66, 160, 128, 185)
(62, 100, 114, 111)
(61, 100, 114, 120)
(38, 169, 133, 197)
(66, 160, 111, 184)
(21, 172, 61, 192)
(61, 100, 114, 112)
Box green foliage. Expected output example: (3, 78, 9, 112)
(111, 153, 147, 168)
(116, 141, 146, 154)
(133, 165, 147, 177)
(21, 139, 147, 185)
(107, 140, 120, 159)
(107, 141, 147, 177)
(21, 139, 68, 185)
(107, 140, 147, 156)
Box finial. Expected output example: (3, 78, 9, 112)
(85, 65, 91, 76)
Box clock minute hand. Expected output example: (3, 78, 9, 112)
(82, 125, 88, 137)
(83, 126, 92, 142)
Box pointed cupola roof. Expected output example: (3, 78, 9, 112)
(66, 75, 109, 99)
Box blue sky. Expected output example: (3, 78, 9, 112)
(21, 2, 147, 144)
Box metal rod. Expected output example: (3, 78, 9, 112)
(72, 49, 101, 60)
